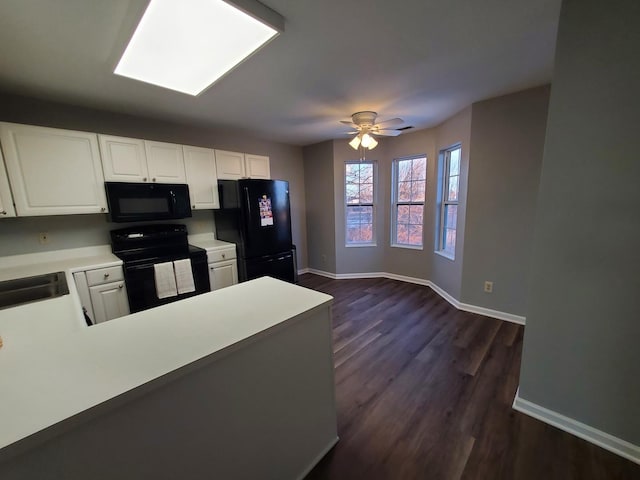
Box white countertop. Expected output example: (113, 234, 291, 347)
(188, 233, 235, 252)
(0, 264, 332, 452)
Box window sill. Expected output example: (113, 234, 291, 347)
(390, 243, 423, 251)
(345, 243, 377, 248)
(434, 250, 455, 261)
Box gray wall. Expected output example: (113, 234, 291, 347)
(432, 107, 472, 298)
(519, 0, 640, 445)
(382, 128, 436, 281)
(332, 140, 385, 274)
(302, 141, 336, 273)
(461, 87, 549, 315)
(0, 93, 308, 267)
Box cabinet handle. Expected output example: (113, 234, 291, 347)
(0, 211, 6, 215)
(103, 273, 110, 278)
(192, 205, 196, 209)
(221, 253, 226, 259)
(152, 177, 156, 182)
(143, 177, 147, 182)
(118, 284, 123, 289)
(100, 207, 106, 212)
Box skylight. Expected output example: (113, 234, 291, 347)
(114, 0, 280, 95)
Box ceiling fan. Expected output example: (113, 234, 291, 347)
(341, 111, 404, 151)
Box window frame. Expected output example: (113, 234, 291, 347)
(344, 160, 377, 247)
(390, 154, 427, 250)
(436, 144, 461, 260)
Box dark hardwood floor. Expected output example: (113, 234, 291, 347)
(299, 274, 640, 480)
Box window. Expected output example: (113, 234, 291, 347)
(345, 161, 375, 246)
(391, 155, 427, 248)
(438, 146, 461, 258)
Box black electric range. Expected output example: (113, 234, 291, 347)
(110, 224, 210, 313)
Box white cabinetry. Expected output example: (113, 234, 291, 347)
(215, 150, 270, 180)
(73, 264, 129, 325)
(99, 135, 186, 183)
(0, 122, 108, 216)
(99, 135, 148, 182)
(207, 246, 238, 291)
(183, 145, 219, 209)
(0, 148, 16, 218)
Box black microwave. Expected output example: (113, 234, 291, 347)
(105, 182, 192, 223)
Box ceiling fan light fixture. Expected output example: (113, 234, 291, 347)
(367, 135, 378, 149)
(349, 135, 361, 150)
(361, 133, 373, 148)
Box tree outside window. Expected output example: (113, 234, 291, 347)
(392, 155, 426, 247)
(345, 162, 375, 245)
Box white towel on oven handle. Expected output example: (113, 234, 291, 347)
(154, 262, 178, 299)
(173, 258, 196, 294)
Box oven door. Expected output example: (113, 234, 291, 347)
(105, 182, 192, 223)
(124, 254, 210, 313)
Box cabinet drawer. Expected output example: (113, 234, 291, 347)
(207, 248, 236, 263)
(86, 266, 124, 286)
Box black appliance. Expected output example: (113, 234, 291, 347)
(110, 224, 210, 313)
(215, 179, 296, 283)
(105, 182, 192, 223)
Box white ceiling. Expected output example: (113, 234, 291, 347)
(0, 0, 562, 146)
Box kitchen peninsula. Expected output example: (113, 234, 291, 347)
(0, 257, 337, 480)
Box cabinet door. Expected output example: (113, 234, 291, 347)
(89, 281, 130, 324)
(99, 135, 149, 182)
(183, 145, 219, 209)
(0, 122, 108, 216)
(72, 271, 94, 322)
(215, 150, 245, 180)
(209, 260, 238, 291)
(0, 148, 16, 218)
(145, 140, 186, 183)
(244, 154, 270, 179)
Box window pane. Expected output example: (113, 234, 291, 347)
(360, 224, 373, 243)
(360, 183, 373, 203)
(445, 204, 457, 229)
(346, 183, 360, 204)
(346, 164, 360, 182)
(412, 157, 427, 180)
(444, 228, 456, 254)
(359, 205, 373, 224)
(397, 205, 410, 224)
(409, 225, 423, 246)
(411, 180, 425, 202)
(409, 205, 423, 225)
(449, 149, 460, 176)
(398, 160, 411, 182)
(359, 163, 373, 182)
(396, 223, 409, 243)
(447, 174, 459, 201)
(397, 181, 412, 202)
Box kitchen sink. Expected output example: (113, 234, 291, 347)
(0, 271, 69, 310)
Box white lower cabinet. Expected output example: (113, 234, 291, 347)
(209, 259, 238, 291)
(206, 246, 238, 291)
(73, 265, 129, 325)
(89, 282, 129, 324)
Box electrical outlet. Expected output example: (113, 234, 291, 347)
(38, 232, 50, 244)
(484, 281, 493, 293)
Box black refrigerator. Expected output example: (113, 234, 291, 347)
(214, 179, 297, 283)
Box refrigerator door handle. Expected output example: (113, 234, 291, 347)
(244, 187, 251, 217)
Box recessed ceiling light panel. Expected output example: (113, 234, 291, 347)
(115, 0, 280, 95)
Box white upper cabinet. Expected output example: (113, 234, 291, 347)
(0, 148, 16, 218)
(183, 145, 219, 209)
(100, 136, 186, 184)
(99, 135, 149, 182)
(145, 140, 186, 183)
(244, 154, 270, 179)
(0, 122, 107, 216)
(215, 150, 246, 180)
(215, 150, 270, 180)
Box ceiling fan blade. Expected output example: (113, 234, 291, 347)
(340, 120, 359, 127)
(344, 131, 359, 135)
(375, 117, 403, 128)
(373, 129, 402, 137)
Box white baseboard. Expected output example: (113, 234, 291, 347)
(297, 268, 310, 275)
(301, 269, 525, 325)
(513, 388, 640, 465)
